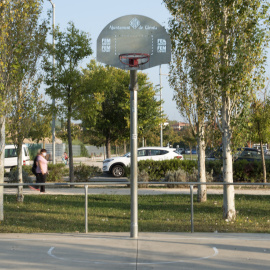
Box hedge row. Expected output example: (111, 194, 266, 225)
(128, 159, 270, 182)
(11, 163, 101, 182)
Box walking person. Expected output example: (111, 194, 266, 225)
(36, 149, 48, 193)
(29, 151, 40, 191)
(62, 152, 69, 165)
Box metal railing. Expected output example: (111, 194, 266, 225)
(1, 181, 270, 234)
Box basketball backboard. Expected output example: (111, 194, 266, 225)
(97, 15, 171, 70)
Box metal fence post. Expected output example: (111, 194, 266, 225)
(190, 185, 194, 233)
(85, 185, 88, 233)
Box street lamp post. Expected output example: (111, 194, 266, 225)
(49, 0, 56, 164)
(159, 65, 169, 147)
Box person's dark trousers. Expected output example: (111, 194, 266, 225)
(36, 173, 47, 192)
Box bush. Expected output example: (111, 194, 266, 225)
(164, 168, 188, 188)
(125, 158, 270, 183)
(205, 160, 223, 180)
(138, 170, 150, 188)
(23, 163, 67, 182)
(74, 164, 102, 182)
(8, 169, 32, 183)
(21, 165, 33, 176)
(233, 160, 264, 182)
(47, 164, 68, 182)
(48, 163, 66, 170)
(47, 167, 65, 182)
(136, 159, 198, 181)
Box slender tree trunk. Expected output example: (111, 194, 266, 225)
(260, 140, 267, 184)
(17, 143, 24, 202)
(197, 121, 207, 202)
(106, 136, 111, 158)
(67, 115, 74, 182)
(123, 140, 127, 154)
(222, 98, 236, 221)
(0, 116, 5, 220)
(221, 5, 236, 221)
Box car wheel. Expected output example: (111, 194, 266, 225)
(111, 165, 125, 177)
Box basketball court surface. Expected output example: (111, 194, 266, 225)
(1, 233, 269, 269)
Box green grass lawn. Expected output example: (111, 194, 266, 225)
(0, 194, 269, 233)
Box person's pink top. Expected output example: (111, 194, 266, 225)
(36, 155, 48, 174)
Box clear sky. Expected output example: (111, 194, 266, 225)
(42, 0, 183, 122)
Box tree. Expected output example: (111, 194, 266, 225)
(164, 0, 214, 202)
(43, 21, 93, 182)
(137, 84, 163, 146)
(0, 0, 47, 214)
(80, 60, 162, 157)
(0, 0, 11, 221)
(207, 0, 270, 220)
(162, 123, 182, 148)
(165, 0, 270, 220)
(181, 126, 197, 159)
(7, 0, 48, 202)
(249, 98, 270, 184)
(28, 106, 53, 147)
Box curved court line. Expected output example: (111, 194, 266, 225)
(47, 246, 219, 265)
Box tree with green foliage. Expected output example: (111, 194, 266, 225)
(137, 84, 163, 147)
(207, 0, 270, 221)
(164, 0, 270, 221)
(80, 60, 162, 158)
(164, 0, 214, 202)
(0, 0, 11, 221)
(7, 0, 48, 202)
(43, 21, 92, 182)
(0, 0, 48, 211)
(249, 98, 270, 184)
(162, 123, 181, 148)
(28, 104, 52, 147)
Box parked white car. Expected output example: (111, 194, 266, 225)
(4, 144, 31, 170)
(103, 147, 183, 177)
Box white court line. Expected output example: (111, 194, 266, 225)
(2, 236, 269, 266)
(1, 236, 270, 242)
(47, 246, 219, 265)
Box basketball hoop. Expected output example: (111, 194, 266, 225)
(119, 53, 150, 68)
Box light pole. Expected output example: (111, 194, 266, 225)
(159, 65, 169, 147)
(49, 0, 56, 164)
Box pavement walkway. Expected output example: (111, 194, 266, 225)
(4, 186, 270, 195)
(0, 232, 269, 270)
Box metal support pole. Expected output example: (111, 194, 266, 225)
(49, 0, 56, 164)
(190, 185, 194, 233)
(159, 65, 163, 147)
(85, 185, 88, 233)
(130, 70, 138, 238)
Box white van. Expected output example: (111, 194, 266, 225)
(4, 144, 31, 170)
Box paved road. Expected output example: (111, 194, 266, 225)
(0, 233, 269, 270)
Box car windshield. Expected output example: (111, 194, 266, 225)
(123, 152, 130, 157)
